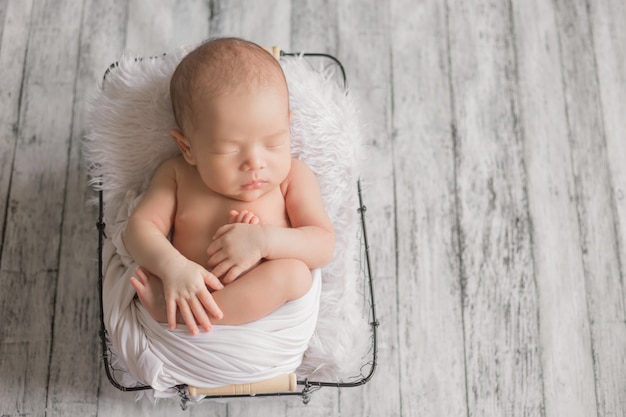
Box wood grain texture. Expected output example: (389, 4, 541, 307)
(0, 0, 82, 415)
(511, 1, 597, 416)
(335, 0, 401, 416)
(209, 0, 291, 49)
(589, 0, 626, 365)
(290, 0, 338, 54)
(0, 0, 32, 268)
(553, 0, 626, 415)
(45, 1, 130, 416)
(125, 0, 210, 56)
(390, 0, 467, 415)
(590, 9, 626, 410)
(446, 0, 544, 415)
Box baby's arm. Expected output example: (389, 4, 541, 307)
(123, 158, 223, 334)
(207, 160, 334, 279)
(261, 159, 335, 266)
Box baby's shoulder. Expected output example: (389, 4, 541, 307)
(281, 158, 316, 194)
(287, 158, 316, 181)
(148, 154, 193, 189)
(154, 154, 188, 176)
(288, 158, 313, 176)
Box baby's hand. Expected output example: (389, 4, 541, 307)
(160, 259, 224, 335)
(207, 217, 266, 284)
(228, 209, 261, 225)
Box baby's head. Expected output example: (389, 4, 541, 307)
(170, 37, 289, 135)
(169, 38, 292, 202)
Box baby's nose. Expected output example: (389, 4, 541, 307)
(243, 151, 265, 170)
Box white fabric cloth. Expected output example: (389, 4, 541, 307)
(102, 194, 321, 393)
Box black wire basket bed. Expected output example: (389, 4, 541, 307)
(93, 51, 378, 410)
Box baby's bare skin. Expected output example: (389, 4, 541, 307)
(123, 38, 335, 336)
(132, 208, 313, 326)
(166, 154, 290, 269)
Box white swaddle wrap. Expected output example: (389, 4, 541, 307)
(102, 193, 321, 393)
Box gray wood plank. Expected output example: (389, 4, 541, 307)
(511, 1, 597, 416)
(446, 0, 544, 415)
(290, 0, 338, 55)
(208, 0, 291, 49)
(390, 0, 467, 415)
(0, 0, 32, 271)
(45, 0, 129, 416)
(590, 0, 626, 340)
(0, 0, 9, 47)
(0, 0, 83, 415)
(553, 0, 626, 415)
(125, 0, 210, 56)
(334, 0, 401, 416)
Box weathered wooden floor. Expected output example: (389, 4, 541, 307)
(1, 0, 625, 416)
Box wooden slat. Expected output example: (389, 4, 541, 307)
(45, 0, 130, 416)
(208, 0, 291, 49)
(446, 0, 544, 415)
(125, 0, 210, 56)
(390, 0, 467, 415)
(591, 0, 626, 260)
(0, 0, 82, 415)
(553, 0, 626, 415)
(0, 0, 9, 46)
(290, 0, 338, 54)
(511, 1, 597, 416)
(334, 0, 401, 416)
(590, 11, 626, 409)
(0, 0, 32, 267)
(591, 2, 626, 260)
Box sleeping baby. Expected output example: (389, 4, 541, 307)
(123, 37, 335, 336)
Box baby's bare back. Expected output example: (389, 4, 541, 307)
(169, 157, 289, 267)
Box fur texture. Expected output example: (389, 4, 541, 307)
(84, 47, 370, 382)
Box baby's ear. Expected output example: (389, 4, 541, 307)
(170, 128, 196, 165)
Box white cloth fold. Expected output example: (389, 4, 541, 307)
(102, 200, 321, 393)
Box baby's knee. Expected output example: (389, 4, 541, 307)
(280, 259, 312, 301)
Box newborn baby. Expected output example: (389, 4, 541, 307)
(123, 37, 335, 336)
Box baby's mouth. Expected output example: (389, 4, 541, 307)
(241, 179, 267, 190)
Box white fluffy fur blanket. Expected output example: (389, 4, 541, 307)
(85, 47, 370, 388)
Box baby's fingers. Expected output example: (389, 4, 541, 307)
(166, 298, 178, 331)
(209, 259, 233, 281)
(221, 266, 244, 285)
(199, 289, 223, 321)
(228, 210, 240, 223)
(203, 270, 224, 291)
(189, 297, 212, 333)
(242, 211, 259, 224)
(178, 301, 199, 336)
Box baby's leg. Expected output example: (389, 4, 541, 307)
(132, 259, 312, 326)
(214, 259, 312, 325)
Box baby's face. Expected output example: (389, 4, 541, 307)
(188, 85, 292, 202)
